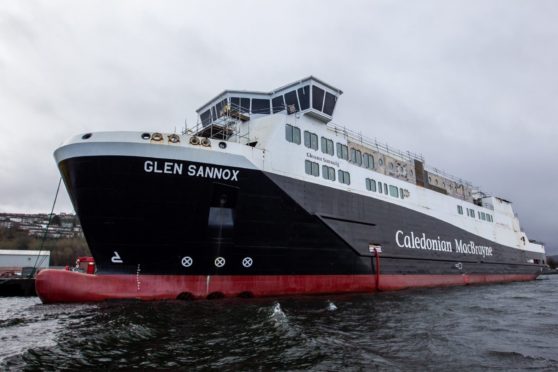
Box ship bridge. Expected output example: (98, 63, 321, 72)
(193, 77, 342, 138)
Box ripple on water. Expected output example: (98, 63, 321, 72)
(1, 276, 558, 370)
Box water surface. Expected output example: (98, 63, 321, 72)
(1, 276, 557, 370)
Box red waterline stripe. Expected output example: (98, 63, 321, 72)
(35, 269, 538, 304)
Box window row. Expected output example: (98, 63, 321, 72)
(274, 85, 337, 116)
(365, 178, 406, 199)
(458, 205, 493, 222)
(200, 97, 274, 126)
(305, 161, 350, 185)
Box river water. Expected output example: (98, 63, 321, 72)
(1, 276, 557, 371)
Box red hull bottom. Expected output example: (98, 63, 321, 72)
(35, 269, 539, 304)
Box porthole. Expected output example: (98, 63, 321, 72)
(219, 141, 227, 149)
(82, 133, 92, 140)
(141, 132, 150, 140)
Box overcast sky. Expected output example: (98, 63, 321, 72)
(1, 1, 556, 253)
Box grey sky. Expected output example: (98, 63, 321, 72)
(1, 1, 556, 253)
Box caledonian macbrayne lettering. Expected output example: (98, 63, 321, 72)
(143, 160, 239, 181)
(395, 230, 493, 257)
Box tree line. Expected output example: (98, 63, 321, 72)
(0, 227, 91, 267)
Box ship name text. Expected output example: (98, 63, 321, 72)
(144, 160, 239, 181)
(306, 153, 340, 168)
(395, 230, 493, 257)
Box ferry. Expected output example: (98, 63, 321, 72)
(36, 77, 547, 303)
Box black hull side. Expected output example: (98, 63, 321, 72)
(59, 155, 545, 277)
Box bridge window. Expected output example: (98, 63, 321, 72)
(272, 96, 285, 113)
(321, 137, 334, 155)
(251, 99, 270, 115)
(284, 90, 299, 113)
(304, 131, 318, 150)
(230, 97, 249, 113)
(305, 160, 319, 177)
(312, 86, 325, 111)
(285, 124, 301, 144)
(200, 110, 211, 126)
(323, 92, 337, 116)
(297, 85, 310, 110)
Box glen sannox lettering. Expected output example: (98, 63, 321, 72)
(144, 160, 239, 181)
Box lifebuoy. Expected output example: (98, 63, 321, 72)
(189, 136, 200, 145)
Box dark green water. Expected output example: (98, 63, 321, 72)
(1, 276, 558, 370)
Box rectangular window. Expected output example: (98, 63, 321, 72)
(328, 167, 336, 181)
(322, 165, 336, 181)
(481, 212, 486, 221)
(312, 86, 325, 111)
(312, 162, 319, 177)
(336, 143, 348, 160)
(304, 131, 318, 150)
(323, 92, 337, 116)
(240, 98, 250, 113)
(366, 178, 377, 192)
(305, 160, 319, 177)
(389, 185, 399, 198)
(251, 98, 270, 114)
(216, 98, 228, 117)
(338, 170, 350, 185)
(284, 90, 299, 113)
(321, 137, 334, 155)
(400, 188, 404, 199)
(457, 205, 463, 215)
(293, 126, 301, 144)
(384, 183, 388, 195)
(272, 96, 285, 113)
(378, 182, 383, 194)
(350, 148, 362, 166)
(297, 85, 310, 110)
(363, 153, 374, 169)
(285, 124, 301, 144)
(200, 109, 211, 126)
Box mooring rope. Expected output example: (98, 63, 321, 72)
(30, 177, 62, 277)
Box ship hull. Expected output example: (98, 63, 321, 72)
(36, 269, 538, 303)
(36, 142, 544, 303)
